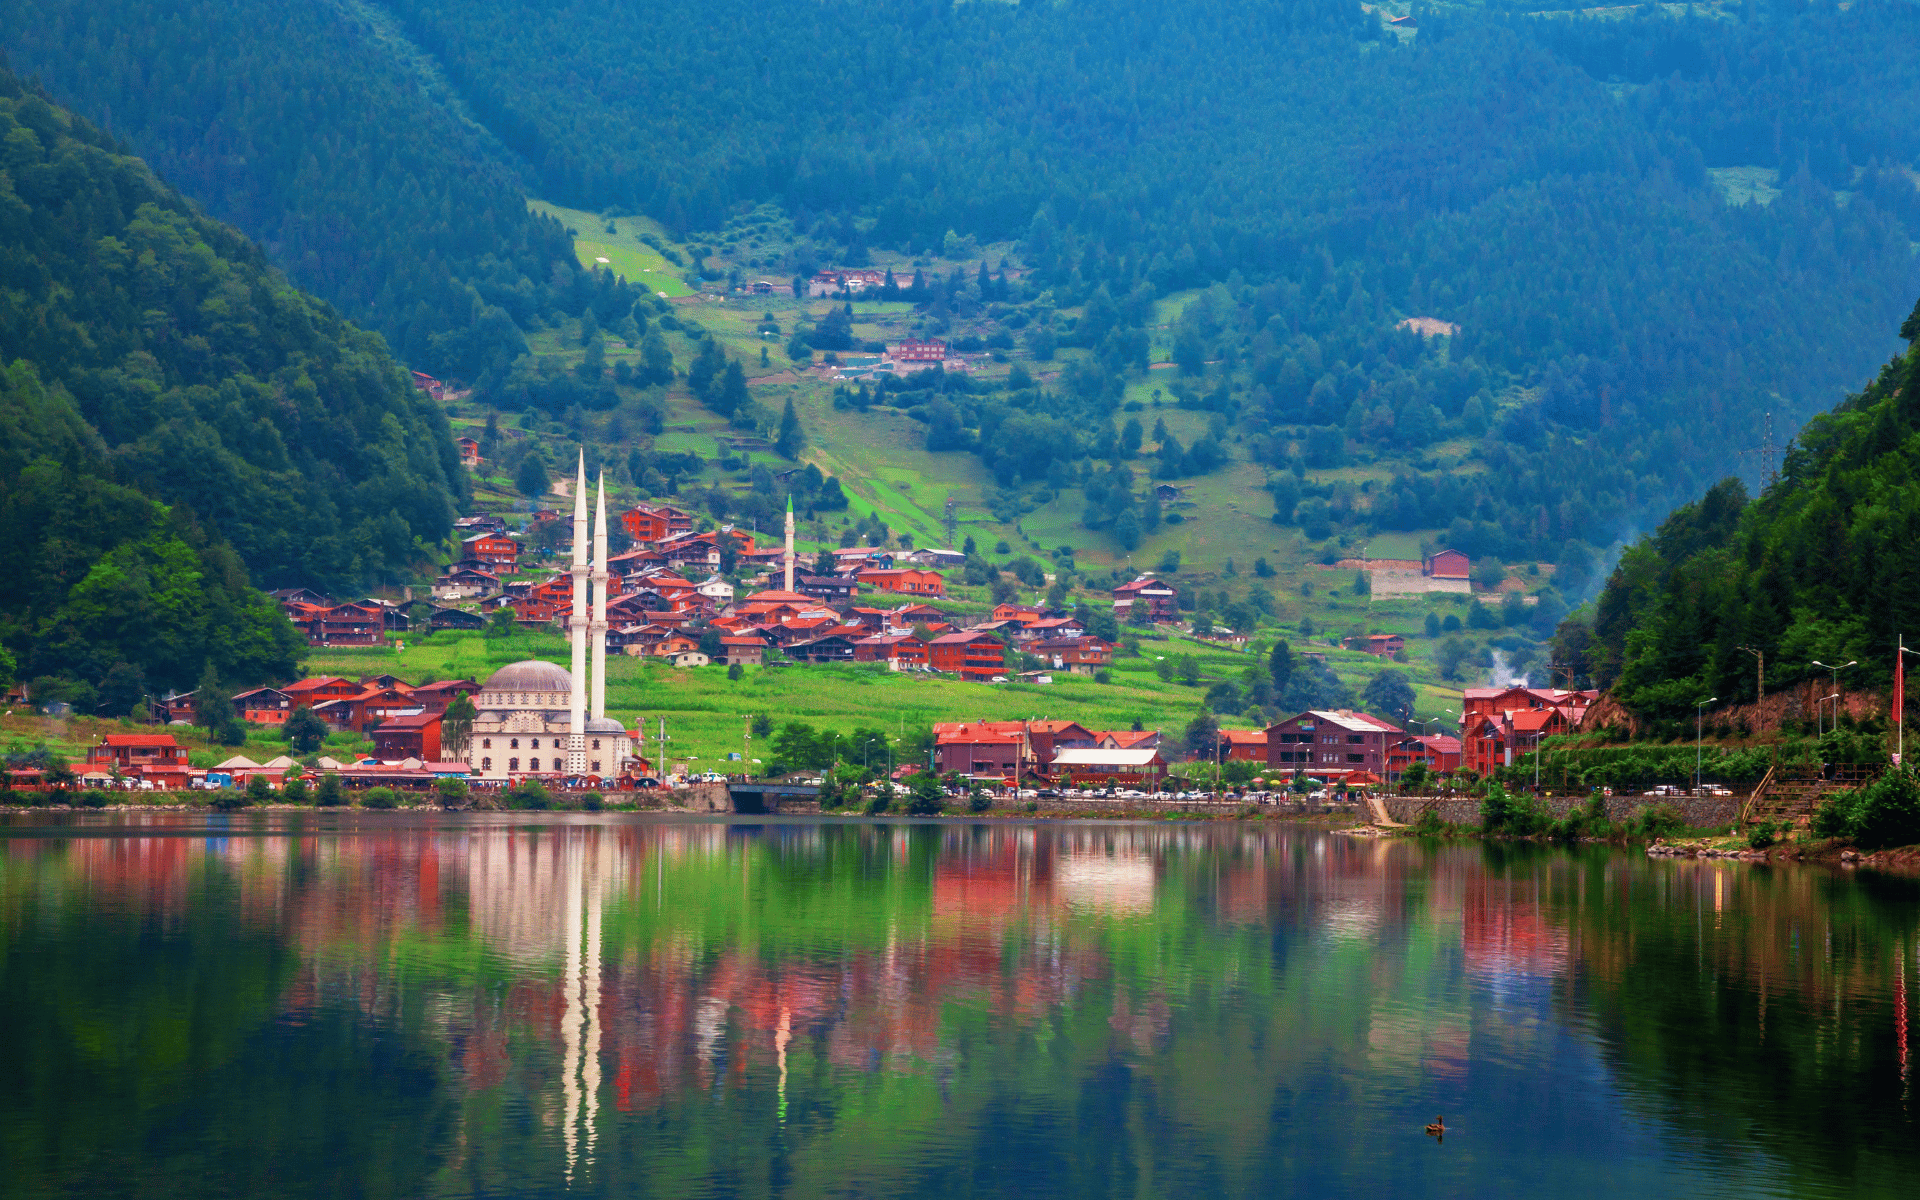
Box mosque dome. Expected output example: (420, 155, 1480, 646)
(485, 660, 574, 693)
(585, 716, 627, 734)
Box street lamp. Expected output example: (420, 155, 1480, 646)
(1818, 693, 1840, 739)
(1695, 697, 1717, 794)
(1810, 661, 1857, 735)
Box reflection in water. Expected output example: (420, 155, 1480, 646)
(0, 815, 1917, 1198)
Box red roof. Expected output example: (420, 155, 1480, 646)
(98, 734, 182, 748)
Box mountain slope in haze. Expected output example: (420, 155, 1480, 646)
(0, 68, 472, 701)
(1582, 297, 1920, 719)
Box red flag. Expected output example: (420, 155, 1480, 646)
(1897, 643, 1906, 766)
(1899, 648, 1907, 724)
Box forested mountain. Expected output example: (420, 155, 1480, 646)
(1581, 298, 1920, 716)
(0, 67, 465, 698)
(10, 0, 1911, 575)
(5, 0, 1919, 595)
(0, 0, 648, 387)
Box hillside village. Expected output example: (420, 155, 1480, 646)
(44, 477, 1597, 799)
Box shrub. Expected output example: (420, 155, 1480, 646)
(583, 791, 606, 812)
(1747, 821, 1778, 850)
(506, 779, 553, 810)
(361, 787, 398, 810)
(864, 787, 893, 815)
(315, 774, 345, 807)
(1023, 800, 1038, 812)
(1479, 783, 1547, 836)
(246, 774, 274, 806)
(209, 788, 251, 812)
(1813, 767, 1920, 849)
(78, 788, 111, 809)
(1409, 807, 1453, 837)
(967, 788, 992, 813)
(435, 777, 469, 808)
(1626, 803, 1686, 841)
(281, 776, 309, 805)
(904, 772, 944, 815)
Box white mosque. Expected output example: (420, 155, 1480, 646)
(469, 455, 635, 782)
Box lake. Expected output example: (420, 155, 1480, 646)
(1, 812, 1915, 1198)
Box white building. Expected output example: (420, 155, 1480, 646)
(468, 455, 633, 783)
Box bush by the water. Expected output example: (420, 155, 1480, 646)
(506, 779, 553, 810)
(360, 787, 398, 810)
(1813, 767, 1920, 849)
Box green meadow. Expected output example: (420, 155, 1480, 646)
(300, 620, 1469, 770)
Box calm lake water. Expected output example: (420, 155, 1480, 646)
(1, 813, 1916, 1199)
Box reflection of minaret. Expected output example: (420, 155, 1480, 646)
(782, 494, 795, 593)
(591, 476, 609, 723)
(560, 834, 604, 1186)
(568, 451, 588, 775)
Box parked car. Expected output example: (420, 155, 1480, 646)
(633, 777, 663, 789)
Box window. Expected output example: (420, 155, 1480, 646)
(482, 738, 492, 749)
(531, 738, 541, 749)
(1347, 754, 1364, 764)
(591, 738, 600, 750)
(482, 758, 492, 771)
(509, 758, 520, 771)
(1347, 734, 1364, 745)
(530, 758, 540, 771)
(591, 761, 601, 773)
(510, 738, 520, 750)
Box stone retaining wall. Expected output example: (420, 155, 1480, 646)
(1382, 794, 1743, 828)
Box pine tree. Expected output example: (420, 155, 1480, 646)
(718, 361, 750, 418)
(776, 398, 806, 459)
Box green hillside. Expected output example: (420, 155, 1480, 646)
(0, 68, 467, 701)
(1577, 298, 1920, 720)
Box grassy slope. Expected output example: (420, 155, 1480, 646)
(527, 200, 696, 296)
(413, 222, 1556, 755)
(303, 624, 1465, 770)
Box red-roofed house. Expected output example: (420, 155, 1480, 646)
(1387, 734, 1463, 778)
(927, 630, 1006, 682)
(1263, 709, 1403, 773)
(464, 532, 520, 570)
(370, 713, 443, 761)
(855, 567, 945, 597)
(1218, 729, 1268, 762)
(1423, 549, 1470, 580)
(1113, 576, 1178, 622)
(935, 723, 1026, 777)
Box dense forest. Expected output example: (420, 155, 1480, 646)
(0, 0, 650, 389)
(1577, 297, 1920, 717)
(11, 0, 1909, 573)
(0, 68, 467, 699)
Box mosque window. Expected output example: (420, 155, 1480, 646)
(509, 758, 520, 771)
(531, 738, 541, 749)
(510, 738, 519, 749)
(481, 758, 492, 771)
(482, 738, 492, 749)
(591, 761, 601, 773)
(530, 758, 541, 771)
(591, 738, 600, 750)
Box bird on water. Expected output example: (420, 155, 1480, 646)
(1424, 1116, 1445, 1137)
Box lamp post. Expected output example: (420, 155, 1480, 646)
(1696, 697, 1717, 794)
(1818, 693, 1840, 739)
(1810, 660, 1857, 735)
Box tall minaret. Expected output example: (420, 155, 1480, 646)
(590, 474, 609, 722)
(567, 451, 589, 775)
(783, 494, 795, 593)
